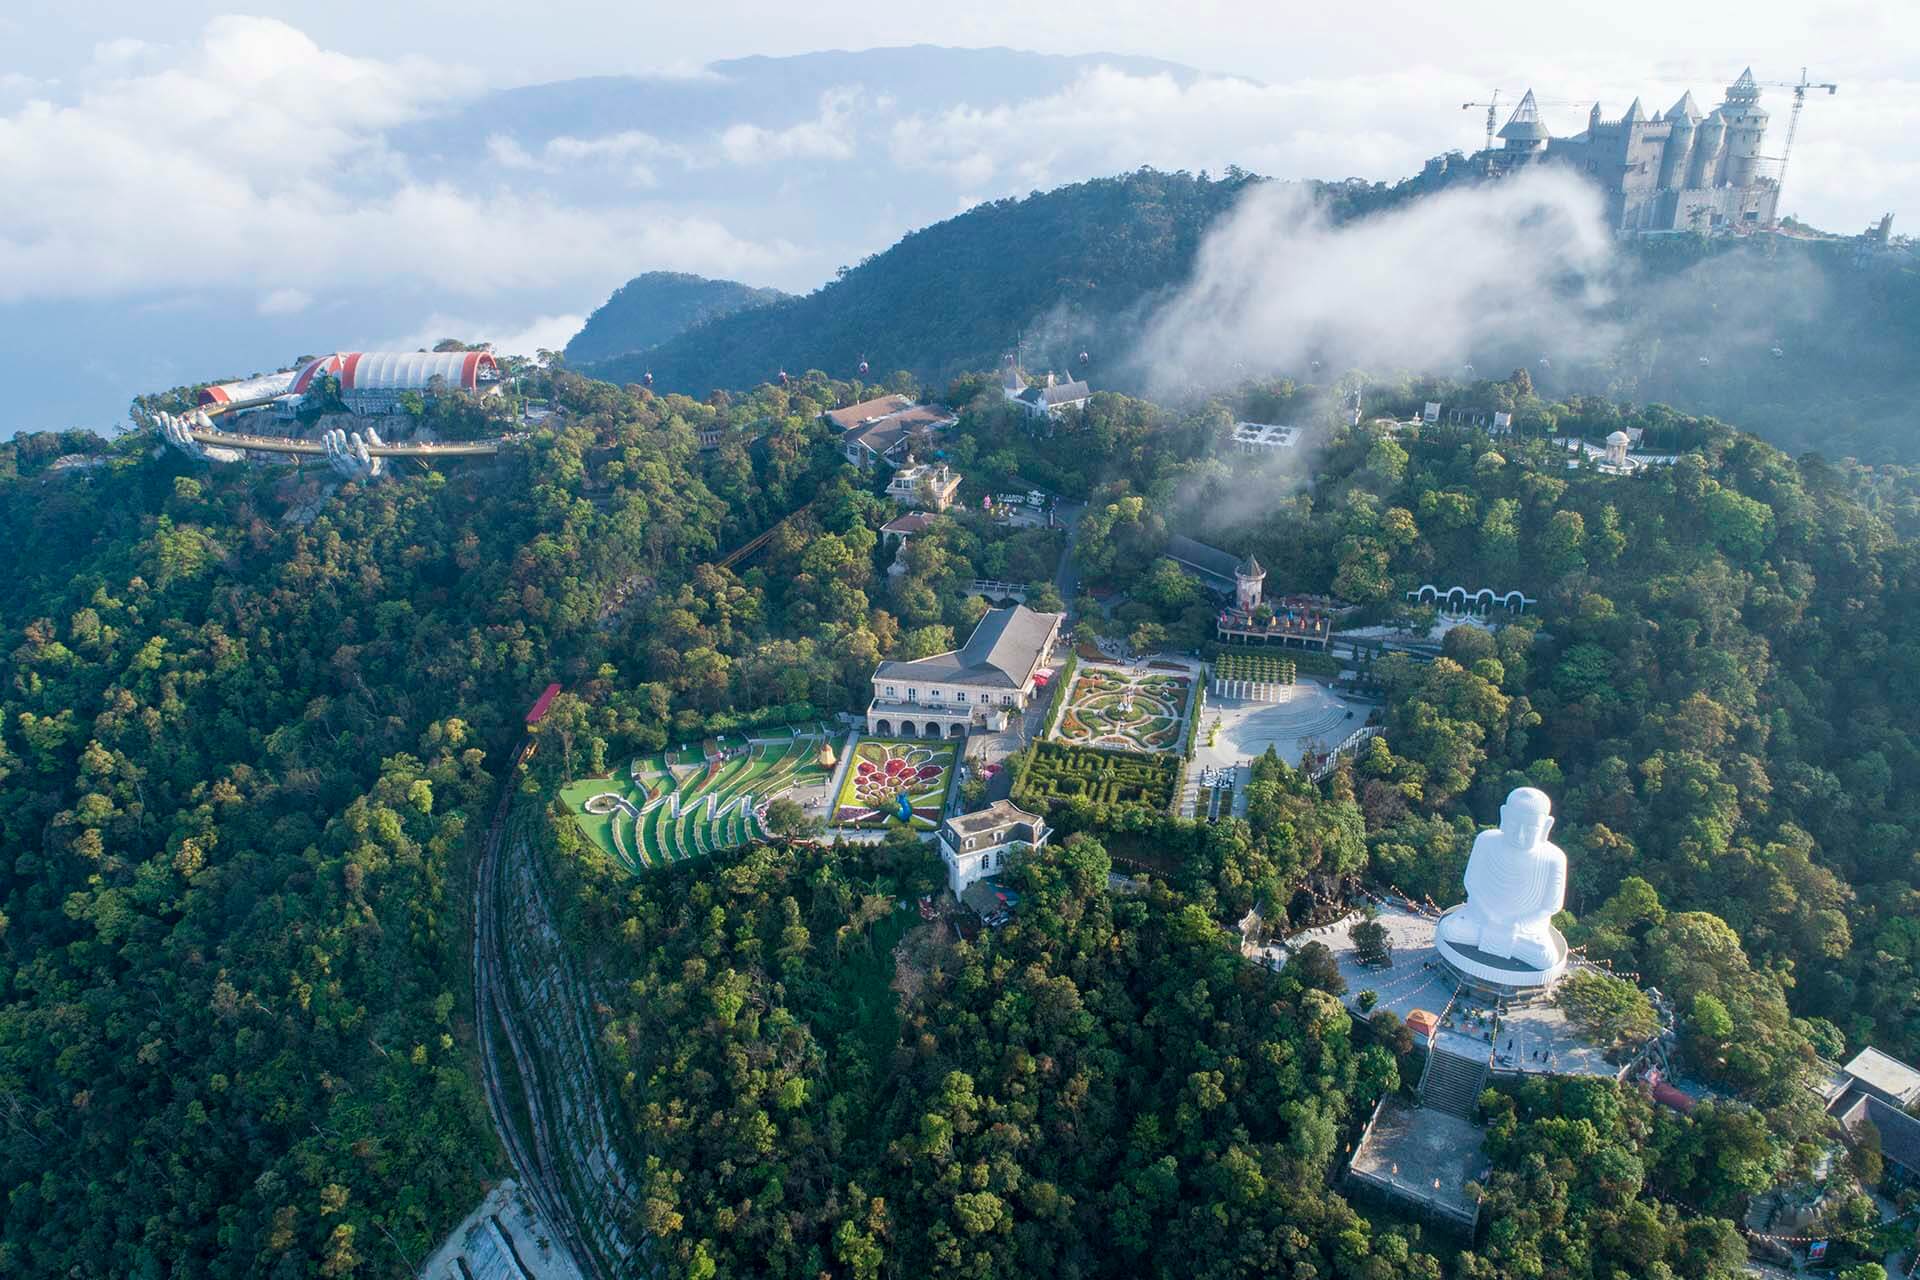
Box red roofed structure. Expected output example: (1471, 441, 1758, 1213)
(525, 683, 562, 725)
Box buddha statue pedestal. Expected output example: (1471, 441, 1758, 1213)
(1434, 786, 1570, 996)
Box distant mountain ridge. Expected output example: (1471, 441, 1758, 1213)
(563, 273, 789, 365)
(579, 169, 1321, 395)
(394, 46, 1220, 162)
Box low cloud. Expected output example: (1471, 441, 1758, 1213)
(887, 66, 1473, 195)
(1133, 168, 1619, 395)
(719, 88, 860, 165)
(488, 128, 687, 187)
(0, 17, 794, 305)
(257, 287, 312, 317)
(382, 312, 588, 359)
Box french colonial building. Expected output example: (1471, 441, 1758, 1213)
(867, 604, 1064, 738)
(938, 800, 1048, 896)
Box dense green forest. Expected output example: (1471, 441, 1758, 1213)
(5, 343, 1919, 1275)
(0, 369, 878, 1275)
(563, 271, 791, 366)
(1033, 377, 1920, 1075)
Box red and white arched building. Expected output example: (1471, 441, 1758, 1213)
(199, 351, 503, 418)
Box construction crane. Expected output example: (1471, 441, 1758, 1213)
(1461, 90, 1504, 152)
(1460, 92, 1597, 152)
(1751, 68, 1837, 217)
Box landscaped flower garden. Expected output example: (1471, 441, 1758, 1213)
(1053, 667, 1191, 753)
(833, 739, 956, 829)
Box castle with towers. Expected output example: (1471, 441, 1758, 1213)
(1454, 68, 1781, 233)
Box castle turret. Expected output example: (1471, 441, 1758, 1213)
(1234, 554, 1265, 614)
(1689, 108, 1727, 186)
(1497, 90, 1551, 156)
(1659, 91, 1701, 188)
(1719, 68, 1769, 189)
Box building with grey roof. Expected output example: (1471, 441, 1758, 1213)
(1003, 365, 1090, 418)
(1823, 1045, 1920, 1183)
(1165, 534, 1245, 588)
(867, 604, 1064, 738)
(824, 394, 956, 469)
(937, 800, 1048, 896)
(1838, 1047, 1920, 1108)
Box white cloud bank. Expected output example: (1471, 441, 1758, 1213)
(1135, 167, 1620, 393)
(0, 17, 796, 304)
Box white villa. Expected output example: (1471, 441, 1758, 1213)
(937, 800, 1049, 896)
(1002, 363, 1090, 417)
(867, 604, 1064, 738)
(885, 462, 962, 511)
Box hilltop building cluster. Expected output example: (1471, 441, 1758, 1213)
(1441, 69, 1784, 233)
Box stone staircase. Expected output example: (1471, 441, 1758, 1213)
(1419, 1035, 1492, 1119)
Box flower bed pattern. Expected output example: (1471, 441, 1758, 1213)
(1052, 667, 1191, 754)
(834, 739, 956, 829)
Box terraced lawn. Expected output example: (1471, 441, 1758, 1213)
(560, 725, 839, 873)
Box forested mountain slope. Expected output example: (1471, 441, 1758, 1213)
(0, 375, 847, 1275)
(5, 356, 1919, 1277)
(563, 272, 790, 366)
(583, 169, 1290, 395)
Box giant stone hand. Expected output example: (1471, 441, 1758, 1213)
(158, 410, 243, 463)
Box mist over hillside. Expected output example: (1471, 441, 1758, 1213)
(584, 166, 1920, 461)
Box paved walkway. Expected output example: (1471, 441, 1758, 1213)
(1192, 678, 1370, 774)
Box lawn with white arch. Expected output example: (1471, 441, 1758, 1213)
(559, 725, 839, 873)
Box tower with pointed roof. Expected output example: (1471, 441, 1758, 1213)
(1657, 91, 1702, 189)
(1498, 90, 1551, 156)
(1720, 67, 1769, 189)
(1234, 553, 1265, 615)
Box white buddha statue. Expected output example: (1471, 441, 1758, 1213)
(1437, 786, 1566, 971)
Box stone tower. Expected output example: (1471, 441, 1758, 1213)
(1498, 90, 1550, 156)
(1234, 554, 1265, 614)
(1657, 91, 1701, 189)
(1720, 68, 1769, 189)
